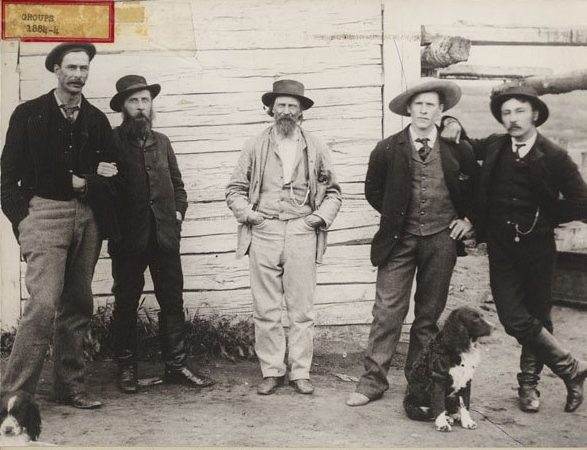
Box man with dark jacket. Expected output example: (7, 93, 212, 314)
(442, 85, 587, 413)
(0, 43, 121, 409)
(347, 78, 478, 407)
(106, 75, 215, 393)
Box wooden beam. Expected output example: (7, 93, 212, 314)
(421, 35, 471, 70)
(438, 64, 552, 80)
(491, 69, 587, 96)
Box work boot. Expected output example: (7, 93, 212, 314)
(527, 328, 587, 412)
(117, 361, 138, 394)
(159, 311, 216, 389)
(517, 346, 542, 413)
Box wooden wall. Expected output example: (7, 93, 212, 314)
(3, 0, 587, 330)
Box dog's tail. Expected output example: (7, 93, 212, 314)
(403, 394, 435, 422)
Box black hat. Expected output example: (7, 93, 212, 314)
(261, 79, 314, 111)
(490, 85, 549, 127)
(110, 75, 161, 112)
(45, 43, 96, 72)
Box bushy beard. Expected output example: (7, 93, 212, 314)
(274, 112, 301, 137)
(120, 110, 154, 141)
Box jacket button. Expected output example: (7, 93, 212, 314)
(400, 212, 405, 216)
(149, 200, 154, 205)
(146, 166, 151, 171)
(393, 235, 398, 239)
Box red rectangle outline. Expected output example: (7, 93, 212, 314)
(2, 0, 114, 43)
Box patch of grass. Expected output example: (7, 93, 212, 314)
(2, 301, 255, 362)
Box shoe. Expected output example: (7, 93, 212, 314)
(56, 393, 102, 409)
(564, 360, 587, 413)
(518, 386, 540, 413)
(290, 379, 314, 395)
(257, 376, 284, 395)
(118, 362, 139, 394)
(346, 392, 371, 406)
(164, 366, 216, 388)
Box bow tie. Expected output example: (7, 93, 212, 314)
(415, 137, 432, 161)
(60, 105, 80, 123)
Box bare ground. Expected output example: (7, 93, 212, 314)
(5, 254, 587, 447)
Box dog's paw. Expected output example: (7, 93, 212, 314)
(435, 412, 453, 432)
(460, 408, 477, 430)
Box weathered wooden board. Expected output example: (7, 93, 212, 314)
(20, 45, 382, 100)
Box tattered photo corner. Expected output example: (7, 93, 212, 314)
(0, 0, 586, 447)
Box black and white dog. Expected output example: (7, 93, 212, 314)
(403, 306, 494, 432)
(0, 391, 42, 445)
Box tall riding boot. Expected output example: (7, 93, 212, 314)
(517, 345, 543, 412)
(527, 328, 587, 412)
(159, 312, 215, 388)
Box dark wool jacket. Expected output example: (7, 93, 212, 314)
(464, 133, 587, 242)
(365, 126, 479, 267)
(0, 90, 122, 240)
(108, 128, 187, 255)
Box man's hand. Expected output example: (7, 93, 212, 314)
(304, 214, 325, 229)
(72, 174, 87, 193)
(449, 218, 473, 240)
(247, 211, 266, 225)
(440, 119, 462, 144)
(97, 162, 118, 177)
(176, 211, 183, 222)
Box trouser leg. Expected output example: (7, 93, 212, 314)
(405, 230, 457, 379)
(249, 219, 287, 377)
(53, 201, 101, 397)
(282, 218, 317, 381)
(356, 234, 417, 399)
(1, 197, 72, 396)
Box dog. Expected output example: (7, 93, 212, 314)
(0, 391, 42, 445)
(403, 306, 494, 432)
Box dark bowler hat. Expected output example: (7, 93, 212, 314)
(110, 75, 162, 112)
(45, 42, 96, 72)
(490, 85, 549, 127)
(261, 79, 314, 111)
(389, 77, 461, 116)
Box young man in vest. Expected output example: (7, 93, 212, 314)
(347, 78, 478, 406)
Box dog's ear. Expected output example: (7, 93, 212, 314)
(24, 400, 41, 441)
(440, 309, 470, 353)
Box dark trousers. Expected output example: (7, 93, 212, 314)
(356, 229, 457, 399)
(111, 232, 184, 361)
(487, 228, 556, 346)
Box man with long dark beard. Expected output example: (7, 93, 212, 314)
(105, 75, 215, 393)
(226, 80, 342, 395)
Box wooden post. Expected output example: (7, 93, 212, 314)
(0, 41, 22, 330)
(421, 35, 471, 70)
(492, 69, 587, 96)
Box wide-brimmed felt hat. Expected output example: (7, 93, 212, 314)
(490, 85, 549, 127)
(45, 42, 96, 72)
(110, 75, 161, 112)
(261, 79, 314, 111)
(389, 78, 461, 116)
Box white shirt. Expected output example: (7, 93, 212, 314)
(511, 132, 537, 159)
(409, 125, 438, 151)
(274, 127, 301, 184)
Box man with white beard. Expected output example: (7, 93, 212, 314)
(226, 80, 342, 395)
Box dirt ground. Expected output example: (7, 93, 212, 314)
(6, 254, 587, 447)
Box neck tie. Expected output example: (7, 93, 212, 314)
(60, 105, 80, 124)
(514, 143, 526, 161)
(415, 137, 432, 161)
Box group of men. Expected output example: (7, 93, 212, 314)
(1, 42, 587, 419)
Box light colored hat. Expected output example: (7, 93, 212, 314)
(389, 78, 461, 116)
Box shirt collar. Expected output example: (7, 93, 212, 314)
(511, 131, 538, 158)
(53, 90, 82, 109)
(409, 125, 437, 147)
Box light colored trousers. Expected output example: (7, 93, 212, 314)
(249, 217, 317, 380)
(1, 196, 101, 397)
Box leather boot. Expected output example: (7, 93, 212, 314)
(517, 346, 542, 412)
(117, 361, 139, 394)
(527, 328, 587, 412)
(159, 312, 216, 388)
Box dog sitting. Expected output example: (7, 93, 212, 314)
(0, 391, 42, 445)
(403, 306, 494, 432)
